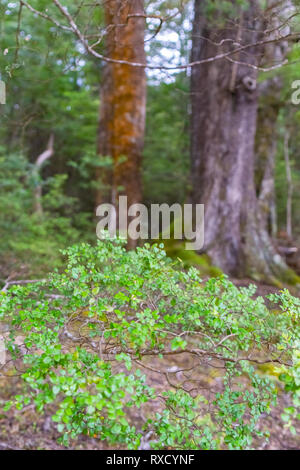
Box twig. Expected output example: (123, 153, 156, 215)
(33, 134, 54, 215)
(20, 0, 300, 72)
(1, 279, 46, 292)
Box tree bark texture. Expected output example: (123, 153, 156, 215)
(96, 0, 146, 248)
(191, 0, 298, 283)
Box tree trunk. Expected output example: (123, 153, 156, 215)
(284, 130, 293, 238)
(32, 134, 54, 216)
(255, 78, 281, 238)
(190, 0, 298, 284)
(96, 0, 146, 248)
(255, 0, 292, 238)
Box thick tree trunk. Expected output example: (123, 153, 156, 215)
(96, 0, 146, 247)
(191, 0, 298, 284)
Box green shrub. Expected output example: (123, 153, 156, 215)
(0, 239, 299, 449)
(0, 152, 90, 277)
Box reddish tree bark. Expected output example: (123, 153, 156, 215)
(96, 0, 146, 247)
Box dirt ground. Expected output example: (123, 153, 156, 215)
(0, 361, 299, 450)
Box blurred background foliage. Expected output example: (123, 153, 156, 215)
(0, 0, 300, 278)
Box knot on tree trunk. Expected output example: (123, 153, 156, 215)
(242, 76, 257, 92)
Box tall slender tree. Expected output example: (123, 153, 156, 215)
(96, 0, 146, 247)
(255, 1, 292, 238)
(255, 77, 281, 238)
(190, 0, 297, 283)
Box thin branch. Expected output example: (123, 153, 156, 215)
(14, 1, 23, 62)
(225, 55, 289, 72)
(1, 279, 46, 292)
(20, 0, 300, 72)
(33, 134, 54, 215)
(35, 134, 54, 169)
(21, 0, 72, 31)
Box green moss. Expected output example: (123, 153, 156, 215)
(162, 239, 223, 277)
(151, 217, 222, 277)
(257, 363, 283, 379)
(247, 266, 300, 289)
(278, 268, 300, 286)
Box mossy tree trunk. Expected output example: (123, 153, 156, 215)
(96, 0, 146, 248)
(191, 0, 298, 284)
